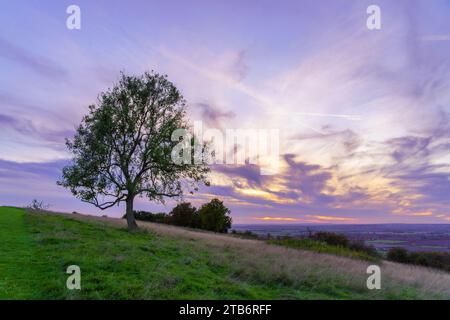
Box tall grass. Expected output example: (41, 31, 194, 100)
(268, 238, 380, 261)
(62, 212, 450, 299)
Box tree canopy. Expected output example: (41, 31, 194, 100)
(168, 202, 199, 228)
(198, 198, 232, 233)
(58, 72, 209, 230)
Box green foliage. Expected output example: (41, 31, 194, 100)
(387, 247, 450, 272)
(387, 247, 410, 263)
(57, 71, 209, 229)
(197, 198, 232, 233)
(132, 211, 169, 224)
(268, 237, 380, 262)
(270, 231, 380, 261)
(311, 232, 349, 247)
(123, 200, 232, 233)
(167, 202, 200, 228)
(348, 240, 379, 257)
(230, 230, 260, 239)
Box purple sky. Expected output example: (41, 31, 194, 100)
(1, 0, 449, 224)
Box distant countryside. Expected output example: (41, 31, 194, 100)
(1, 0, 449, 305)
(232, 224, 450, 253)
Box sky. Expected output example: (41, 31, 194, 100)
(0, 0, 449, 224)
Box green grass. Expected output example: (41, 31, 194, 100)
(0, 207, 444, 299)
(0, 207, 42, 299)
(268, 238, 380, 262)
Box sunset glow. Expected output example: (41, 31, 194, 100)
(255, 217, 302, 222)
(0, 0, 449, 224)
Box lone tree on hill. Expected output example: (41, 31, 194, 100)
(58, 72, 209, 231)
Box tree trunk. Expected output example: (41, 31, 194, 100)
(125, 195, 138, 231)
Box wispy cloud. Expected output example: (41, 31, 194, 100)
(1, 0, 449, 222)
(0, 37, 67, 79)
(0, 113, 74, 144)
(306, 215, 356, 222)
(254, 216, 301, 222)
(194, 102, 235, 128)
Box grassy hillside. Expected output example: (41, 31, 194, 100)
(0, 207, 448, 299)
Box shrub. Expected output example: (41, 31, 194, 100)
(268, 232, 380, 261)
(168, 202, 199, 228)
(124, 211, 169, 223)
(387, 247, 410, 263)
(197, 198, 232, 233)
(27, 199, 50, 211)
(410, 252, 450, 272)
(122, 199, 232, 233)
(151, 212, 170, 224)
(230, 230, 259, 239)
(268, 238, 379, 261)
(311, 232, 349, 247)
(348, 240, 379, 257)
(387, 248, 450, 272)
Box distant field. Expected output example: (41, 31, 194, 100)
(367, 240, 406, 244)
(232, 224, 450, 253)
(1, 207, 449, 299)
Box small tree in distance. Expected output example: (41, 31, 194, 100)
(28, 199, 50, 211)
(58, 72, 209, 231)
(198, 198, 232, 233)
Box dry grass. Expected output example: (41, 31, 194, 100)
(53, 211, 450, 298)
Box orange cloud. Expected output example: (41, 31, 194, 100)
(393, 209, 433, 217)
(306, 215, 356, 222)
(236, 188, 295, 204)
(255, 216, 301, 222)
(410, 211, 433, 217)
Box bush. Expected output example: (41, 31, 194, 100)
(197, 198, 232, 233)
(348, 240, 379, 257)
(167, 202, 199, 228)
(410, 252, 450, 271)
(311, 232, 349, 247)
(268, 238, 379, 261)
(27, 199, 50, 211)
(269, 232, 380, 261)
(151, 212, 170, 224)
(387, 248, 450, 272)
(230, 230, 259, 239)
(124, 211, 169, 223)
(387, 247, 410, 263)
(123, 199, 232, 233)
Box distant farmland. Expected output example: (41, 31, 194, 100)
(232, 224, 450, 253)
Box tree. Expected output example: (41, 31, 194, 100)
(58, 72, 209, 231)
(168, 202, 199, 228)
(197, 198, 232, 233)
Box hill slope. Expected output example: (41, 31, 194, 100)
(0, 206, 449, 299)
